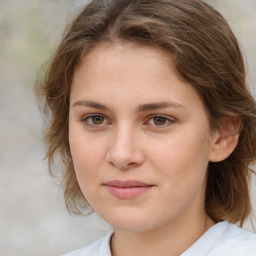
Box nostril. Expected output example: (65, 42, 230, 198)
(105, 135, 145, 169)
(110, 161, 137, 170)
(106, 152, 142, 170)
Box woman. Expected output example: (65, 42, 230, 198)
(36, 0, 256, 255)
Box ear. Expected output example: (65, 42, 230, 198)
(209, 117, 241, 162)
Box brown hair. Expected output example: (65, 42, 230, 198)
(36, 0, 256, 226)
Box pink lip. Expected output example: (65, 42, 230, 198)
(103, 180, 154, 199)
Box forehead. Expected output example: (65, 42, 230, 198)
(70, 42, 206, 113)
(75, 42, 175, 75)
(73, 42, 187, 92)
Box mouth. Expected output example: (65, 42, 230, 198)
(103, 180, 155, 199)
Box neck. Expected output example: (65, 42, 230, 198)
(111, 214, 215, 256)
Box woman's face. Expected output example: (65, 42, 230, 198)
(69, 43, 217, 231)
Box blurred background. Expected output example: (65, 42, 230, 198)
(0, 0, 255, 255)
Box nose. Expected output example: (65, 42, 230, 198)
(106, 126, 145, 170)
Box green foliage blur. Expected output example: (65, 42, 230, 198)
(0, 1, 75, 88)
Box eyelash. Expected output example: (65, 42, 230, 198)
(81, 114, 175, 128)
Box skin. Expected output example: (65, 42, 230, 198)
(68, 43, 238, 256)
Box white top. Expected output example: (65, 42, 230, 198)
(62, 222, 256, 256)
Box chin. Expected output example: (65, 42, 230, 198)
(110, 220, 152, 232)
(100, 210, 158, 232)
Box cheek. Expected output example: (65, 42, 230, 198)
(69, 130, 104, 184)
(149, 128, 211, 187)
(151, 133, 210, 213)
(69, 139, 103, 206)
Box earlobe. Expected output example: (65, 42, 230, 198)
(209, 117, 241, 162)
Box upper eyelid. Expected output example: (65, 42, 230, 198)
(80, 113, 174, 119)
(81, 113, 108, 120)
(147, 114, 175, 121)
(149, 114, 174, 119)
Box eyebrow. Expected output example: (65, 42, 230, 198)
(72, 100, 110, 110)
(136, 101, 186, 112)
(72, 100, 186, 112)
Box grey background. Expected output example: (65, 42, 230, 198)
(1, 1, 255, 255)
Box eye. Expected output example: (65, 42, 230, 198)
(82, 114, 108, 126)
(90, 115, 105, 125)
(147, 115, 174, 126)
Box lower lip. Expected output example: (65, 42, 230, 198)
(105, 185, 153, 199)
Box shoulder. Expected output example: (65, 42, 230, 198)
(61, 231, 113, 256)
(182, 222, 256, 256)
(215, 222, 256, 245)
(216, 222, 256, 254)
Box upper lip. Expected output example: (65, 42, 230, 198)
(104, 180, 153, 188)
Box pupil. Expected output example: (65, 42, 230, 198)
(154, 116, 166, 125)
(92, 116, 104, 124)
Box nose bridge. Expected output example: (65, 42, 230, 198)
(114, 124, 133, 149)
(106, 122, 144, 169)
